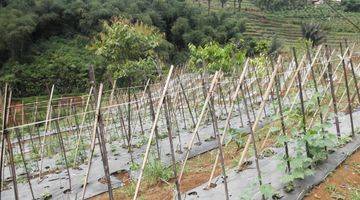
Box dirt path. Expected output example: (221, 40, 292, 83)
(305, 149, 360, 200)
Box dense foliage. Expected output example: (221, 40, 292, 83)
(341, 0, 360, 12)
(254, 0, 307, 11)
(301, 23, 325, 47)
(188, 42, 244, 73)
(0, 0, 248, 96)
(1, 36, 105, 96)
(91, 18, 169, 84)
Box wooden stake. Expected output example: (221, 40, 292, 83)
(53, 106, 72, 190)
(163, 93, 182, 200)
(3, 87, 19, 199)
(207, 94, 229, 199)
(293, 48, 311, 158)
(146, 85, 161, 159)
(271, 58, 291, 172)
(39, 84, 54, 180)
(132, 65, 174, 200)
(13, 120, 35, 199)
(73, 86, 93, 166)
(206, 59, 249, 188)
(325, 46, 341, 137)
(344, 40, 360, 104)
(81, 83, 113, 200)
(340, 43, 355, 136)
(237, 61, 280, 169)
(241, 84, 265, 200)
(178, 71, 221, 182)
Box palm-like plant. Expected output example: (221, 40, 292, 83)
(301, 23, 326, 47)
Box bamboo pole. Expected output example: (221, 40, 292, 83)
(73, 86, 93, 167)
(132, 65, 174, 200)
(241, 83, 265, 200)
(39, 85, 55, 180)
(326, 46, 341, 137)
(206, 59, 249, 188)
(0, 84, 9, 195)
(178, 71, 221, 182)
(237, 60, 281, 170)
(340, 43, 355, 136)
(163, 93, 181, 200)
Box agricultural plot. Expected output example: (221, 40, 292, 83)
(206, 0, 360, 47)
(0, 42, 360, 200)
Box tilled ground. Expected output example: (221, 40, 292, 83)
(305, 149, 360, 200)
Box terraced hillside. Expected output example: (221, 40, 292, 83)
(203, 0, 360, 47)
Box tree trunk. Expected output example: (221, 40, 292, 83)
(238, 0, 242, 11)
(208, 0, 211, 13)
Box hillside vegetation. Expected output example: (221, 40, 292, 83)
(0, 0, 359, 97)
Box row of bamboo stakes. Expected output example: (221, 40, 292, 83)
(0, 41, 359, 200)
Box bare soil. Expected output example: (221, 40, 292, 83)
(305, 149, 360, 200)
(90, 124, 276, 200)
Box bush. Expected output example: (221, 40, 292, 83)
(143, 159, 173, 184)
(341, 0, 360, 12)
(188, 42, 245, 74)
(0, 36, 104, 97)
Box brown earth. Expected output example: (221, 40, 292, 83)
(305, 149, 360, 200)
(90, 131, 275, 200)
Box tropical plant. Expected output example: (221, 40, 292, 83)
(301, 23, 326, 47)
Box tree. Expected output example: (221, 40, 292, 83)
(0, 9, 37, 60)
(254, 0, 306, 11)
(171, 17, 190, 49)
(0, 36, 103, 97)
(238, 0, 243, 11)
(91, 18, 166, 83)
(220, 0, 228, 8)
(341, 0, 360, 12)
(301, 23, 326, 47)
(188, 42, 245, 73)
(207, 0, 211, 13)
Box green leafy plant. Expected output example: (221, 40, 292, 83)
(130, 162, 140, 171)
(227, 128, 246, 150)
(91, 18, 166, 83)
(350, 187, 360, 200)
(304, 122, 338, 163)
(124, 181, 136, 197)
(260, 184, 280, 200)
(188, 42, 245, 74)
(143, 158, 173, 184)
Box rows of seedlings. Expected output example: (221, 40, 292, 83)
(180, 43, 360, 200)
(0, 42, 359, 200)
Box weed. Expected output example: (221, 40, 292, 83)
(350, 187, 360, 200)
(143, 158, 173, 185)
(110, 143, 117, 153)
(130, 162, 140, 171)
(325, 184, 336, 193)
(124, 181, 136, 197)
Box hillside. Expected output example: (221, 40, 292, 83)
(207, 0, 360, 47)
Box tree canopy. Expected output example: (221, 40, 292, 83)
(91, 18, 169, 83)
